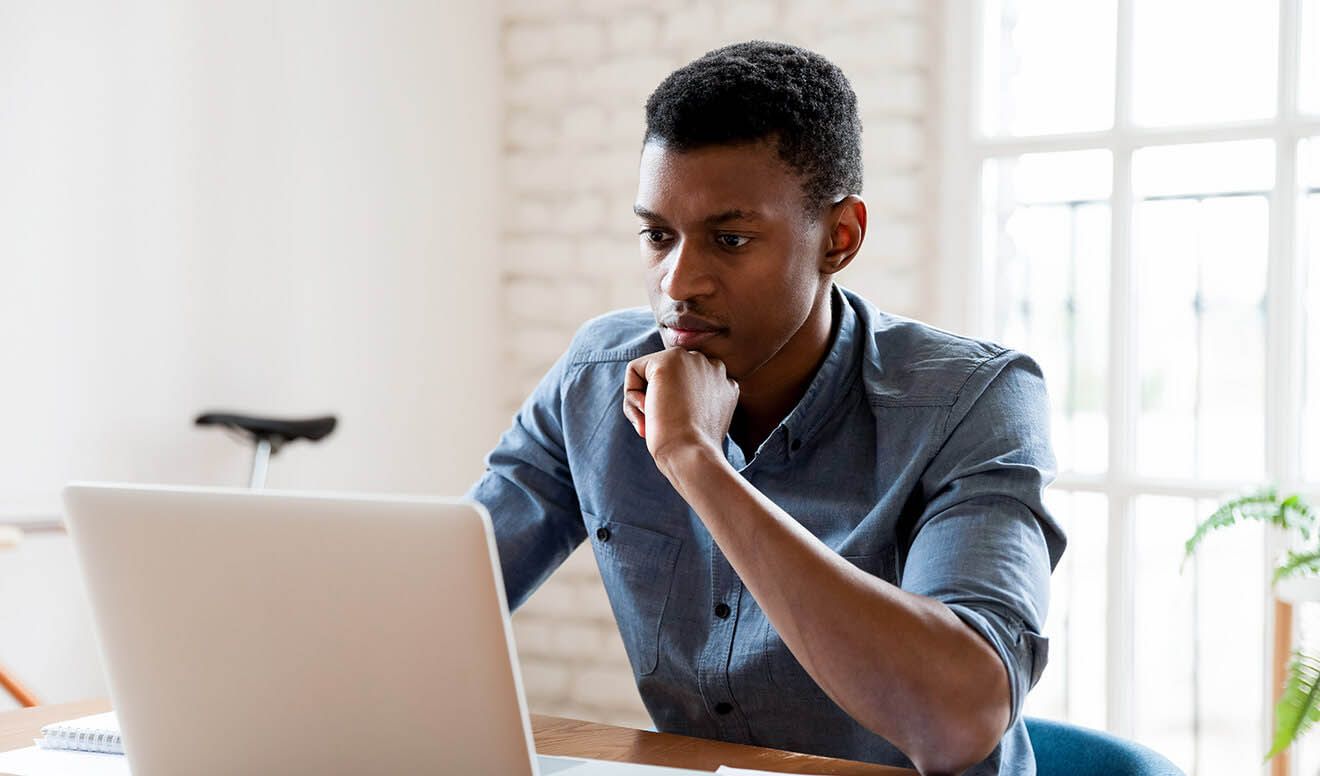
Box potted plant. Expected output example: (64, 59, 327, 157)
(1184, 488, 1319, 760)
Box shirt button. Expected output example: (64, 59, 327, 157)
(595, 526, 610, 542)
(713, 602, 731, 619)
(714, 702, 733, 715)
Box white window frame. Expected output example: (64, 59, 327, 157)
(937, 0, 1313, 768)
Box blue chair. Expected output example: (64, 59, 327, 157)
(1026, 717, 1186, 776)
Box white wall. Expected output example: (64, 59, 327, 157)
(0, 0, 939, 724)
(499, 0, 938, 727)
(0, 0, 502, 707)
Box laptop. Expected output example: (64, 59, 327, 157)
(62, 482, 704, 775)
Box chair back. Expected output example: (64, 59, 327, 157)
(1026, 717, 1185, 776)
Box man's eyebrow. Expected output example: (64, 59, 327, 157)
(632, 205, 763, 225)
(633, 205, 665, 221)
(704, 209, 762, 225)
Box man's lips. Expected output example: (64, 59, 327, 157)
(660, 313, 726, 348)
(667, 327, 723, 348)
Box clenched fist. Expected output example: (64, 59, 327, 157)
(622, 349, 740, 474)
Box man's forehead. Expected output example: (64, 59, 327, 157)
(635, 140, 801, 221)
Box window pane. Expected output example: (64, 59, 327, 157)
(1023, 490, 1107, 729)
(1134, 140, 1276, 199)
(1133, 496, 1267, 776)
(1198, 197, 1269, 482)
(1132, 0, 1278, 127)
(1133, 496, 1197, 771)
(1133, 143, 1271, 481)
(1305, 193, 1320, 485)
(1301, 139, 1320, 484)
(1192, 496, 1267, 776)
(1301, 0, 1320, 114)
(1294, 603, 1320, 775)
(979, 0, 1116, 136)
(1134, 200, 1198, 478)
(983, 150, 1111, 475)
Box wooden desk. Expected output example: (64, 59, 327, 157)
(0, 699, 914, 775)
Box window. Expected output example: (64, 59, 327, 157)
(943, 2, 1317, 774)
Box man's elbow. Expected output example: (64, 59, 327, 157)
(903, 697, 1009, 776)
(904, 625, 1014, 774)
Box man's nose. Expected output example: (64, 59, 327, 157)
(660, 238, 716, 301)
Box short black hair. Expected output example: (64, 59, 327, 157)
(643, 41, 863, 211)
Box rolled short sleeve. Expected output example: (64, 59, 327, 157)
(900, 350, 1067, 728)
(464, 348, 588, 612)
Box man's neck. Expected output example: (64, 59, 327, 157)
(729, 286, 837, 453)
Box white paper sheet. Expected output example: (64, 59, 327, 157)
(0, 746, 130, 775)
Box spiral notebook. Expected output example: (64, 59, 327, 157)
(36, 712, 123, 755)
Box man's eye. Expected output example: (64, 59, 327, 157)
(717, 234, 750, 249)
(640, 229, 669, 245)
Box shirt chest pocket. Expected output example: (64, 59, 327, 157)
(763, 551, 896, 699)
(585, 513, 683, 677)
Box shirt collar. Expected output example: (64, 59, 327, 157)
(776, 284, 862, 461)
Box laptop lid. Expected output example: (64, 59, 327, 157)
(62, 482, 538, 776)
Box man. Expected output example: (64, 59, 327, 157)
(467, 41, 1064, 776)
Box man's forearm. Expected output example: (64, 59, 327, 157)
(655, 442, 1010, 775)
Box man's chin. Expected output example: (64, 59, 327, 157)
(663, 337, 742, 373)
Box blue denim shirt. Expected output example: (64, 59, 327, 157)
(466, 286, 1065, 775)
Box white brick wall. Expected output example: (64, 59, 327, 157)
(499, 0, 939, 725)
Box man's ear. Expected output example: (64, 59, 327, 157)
(821, 195, 867, 276)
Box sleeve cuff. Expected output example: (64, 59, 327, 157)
(943, 602, 1049, 729)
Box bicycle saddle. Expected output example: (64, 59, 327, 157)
(195, 412, 337, 451)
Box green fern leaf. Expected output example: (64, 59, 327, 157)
(1274, 550, 1320, 584)
(1283, 495, 1317, 542)
(1183, 488, 1279, 570)
(1268, 651, 1320, 759)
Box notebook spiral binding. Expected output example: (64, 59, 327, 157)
(39, 722, 123, 755)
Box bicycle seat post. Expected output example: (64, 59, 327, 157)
(249, 438, 273, 489)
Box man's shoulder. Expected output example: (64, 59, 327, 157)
(843, 289, 1023, 407)
(565, 307, 662, 366)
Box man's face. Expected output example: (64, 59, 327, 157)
(634, 139, 827, 381)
